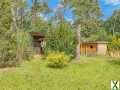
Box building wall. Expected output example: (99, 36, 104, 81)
(80, 43, 107, 56)
(80, 43, 97, 56)
(80, 43, 86, 55)
(97, 43, 107, 55)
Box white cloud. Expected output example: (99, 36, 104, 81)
(37, 13, 44, 18)
(105, 0, 120, 5)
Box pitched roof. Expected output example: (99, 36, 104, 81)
(30, 32, 44, 37)
(81, 41, 108, 44)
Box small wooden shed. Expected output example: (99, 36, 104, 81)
(31, 32, 45, 55)
(80, 41, 108, 56)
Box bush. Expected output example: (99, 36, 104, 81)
(107, 38, 120, 57)
(0, 39, 17, 68)
(44, 22, 77, 58)
(46, 51, 70, 68)
(108, 38, 120, 51)
(15, 31, 34, 61)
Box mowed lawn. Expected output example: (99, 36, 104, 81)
(0, 56, 120, 90)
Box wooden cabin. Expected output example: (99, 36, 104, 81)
(31, 32, 45, 55)
(80, 41, 108, 56)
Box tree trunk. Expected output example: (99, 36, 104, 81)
(11, 2, 17, 31)
(112, 19, 116, 38)
(75, 24, 81, 60)
(11, 1, 20, 61)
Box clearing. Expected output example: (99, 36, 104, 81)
(0, 56, 120, 90)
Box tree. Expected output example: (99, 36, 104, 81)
(11, 0, 33, 62)
(30, 0, 51, 33)
(0, 0, 49, 67)
(0, 0, 17, 67)
(68, 0, 101, 60)
(11, 0, 26, 61)
(104, 10, 120, 38)
(80, 19, 111, 42)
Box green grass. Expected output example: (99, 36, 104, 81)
(0, 56, 120, 90)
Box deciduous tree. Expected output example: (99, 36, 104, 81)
(69, 0, 101, 60)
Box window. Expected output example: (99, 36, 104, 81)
(90, 45, 93, 48)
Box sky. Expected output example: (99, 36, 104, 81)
(27, 0, 120, 21)
(99, 0, 120, 20)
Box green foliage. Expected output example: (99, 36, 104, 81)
(0, 0, 12, 38)
(0, 0, 17, 67)
(81, 29, 112, 42)
(46, 51, 70, 68)
(15, 31, 34, 60)
(104, 10, 120, 38)
(0, 0, 34, 67)
(70, 0, 101, 21)
(108, 38, 120, 52)
(0, 39, 17, 67)
(0, 31, 34, 68)
(44, 22, 76, 57)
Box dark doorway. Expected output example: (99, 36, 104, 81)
(31, 32, 44, 55)
(33, 41, 43, 55)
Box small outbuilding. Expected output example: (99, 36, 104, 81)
(80, 41, 108, 56)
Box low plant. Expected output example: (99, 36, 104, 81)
(46, 51, 70, 68)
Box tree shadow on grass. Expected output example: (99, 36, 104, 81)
(107, 59, 120, 65)
(46, 64, 68, 69)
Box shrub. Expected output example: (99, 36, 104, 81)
(108, 38, 120, 51)
(107, 38, 120, 57)
(0, 39, 17, 68)
(44, 22, 77, 58)
(15, 31, 34, 61)
(46, 51, 70, 68)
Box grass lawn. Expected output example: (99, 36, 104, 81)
(0, 56, 120, 90)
